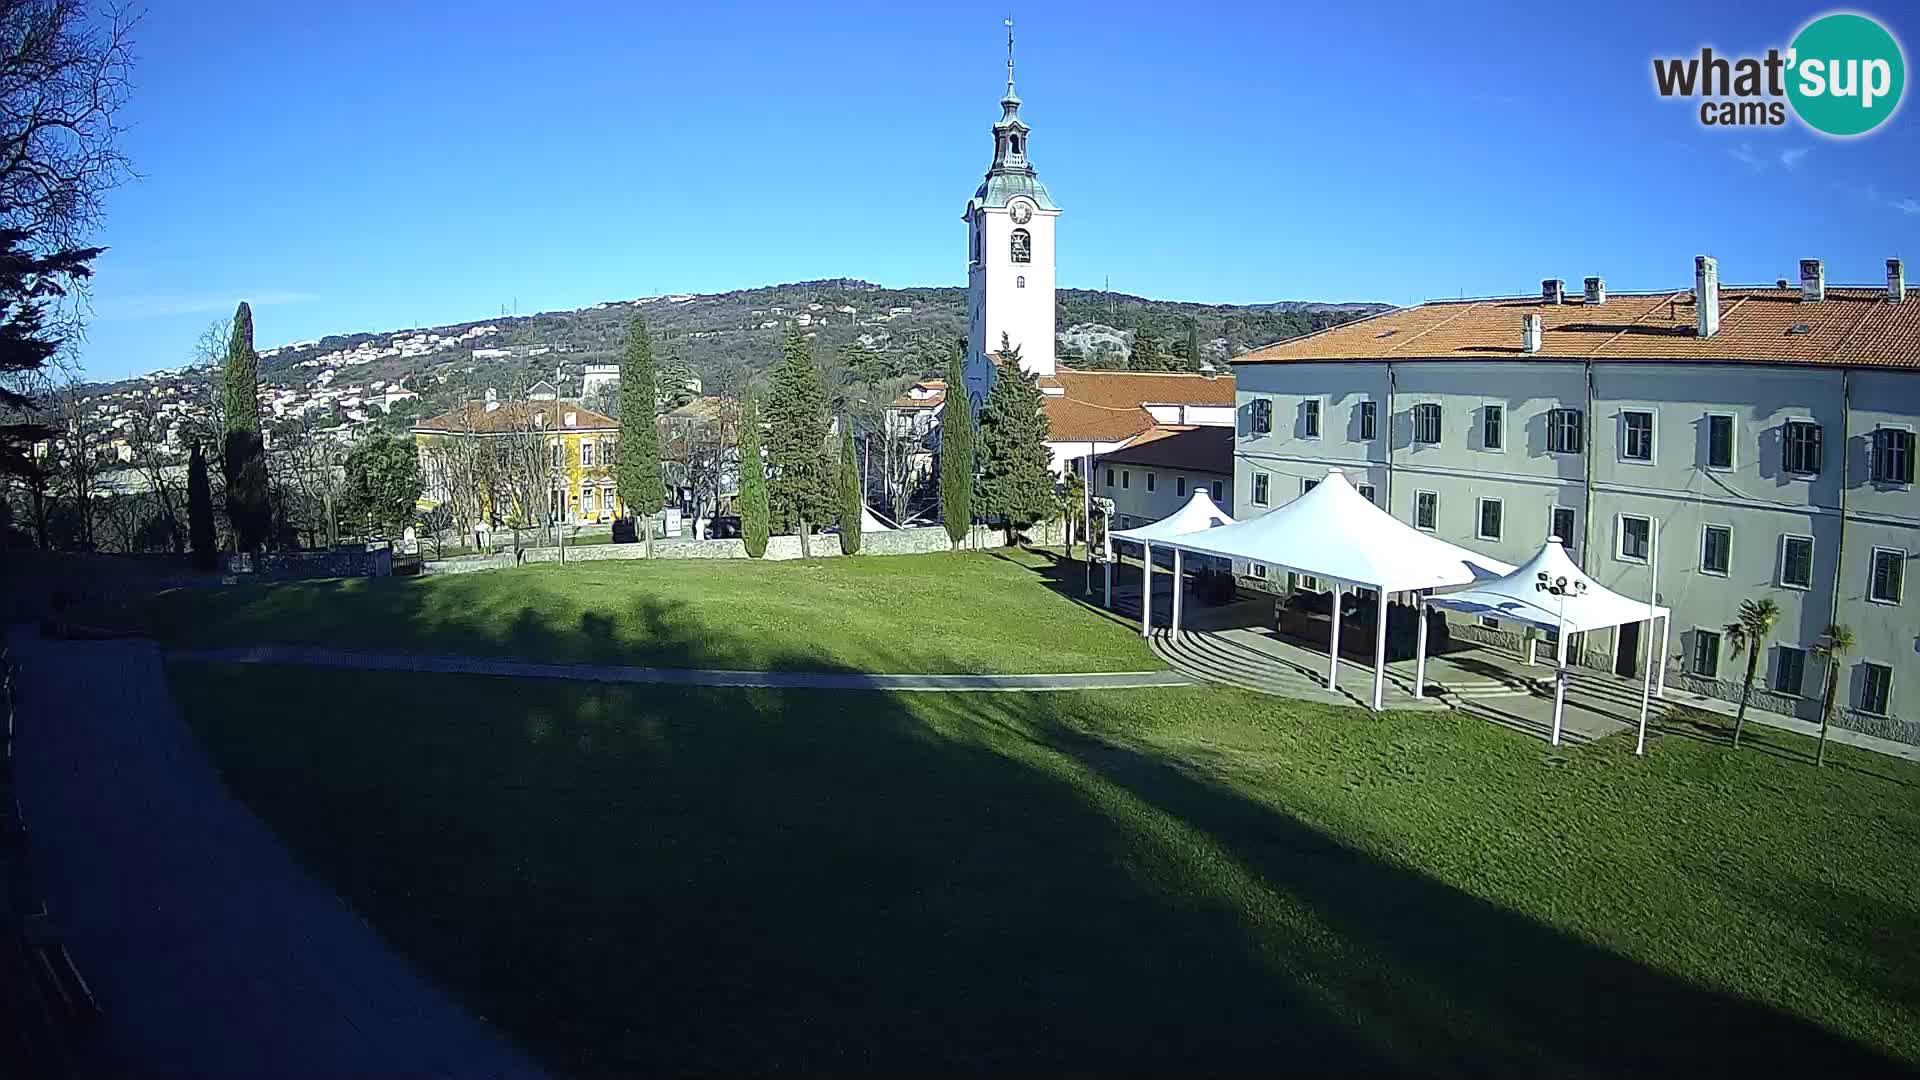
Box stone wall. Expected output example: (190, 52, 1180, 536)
(426, 525, 997, 574)
(223, 547, 390, 581)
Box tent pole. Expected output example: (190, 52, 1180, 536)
(1171, 547, 1184, 635)
(1413, 595, 1429, 699)
(1326, 584, 1342, 690)
(1655, 614, 1669, 698)
(1635, 614, 1656, 757)
(1141, 541, 1153, 637)
(1371, 585, 1388, 712)
(1632, 523, 1660, 753)
(1102, 518, 1113, 608)
(1551, 627, 1568, 747)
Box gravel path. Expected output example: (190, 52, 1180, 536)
(171, 644, 1196, 692)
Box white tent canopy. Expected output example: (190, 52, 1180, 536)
(1430, 536, 1671, 749)
(1427, 538, 1667, 634)
(1164, 470, 1513, 592)
(1110, 490, 1235, 642)
(1112, 489, 1235, 544)
(1149, 470, 1514, 711)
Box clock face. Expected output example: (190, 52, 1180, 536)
(1010, 201, 1033, 225)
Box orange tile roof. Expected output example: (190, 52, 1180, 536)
(1096, 425, 1233, 473)
(1237, 285, 1920, 369)
(1041, 366, 1237, 443)
(413, 399, 618, 435)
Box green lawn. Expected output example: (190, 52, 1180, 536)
(90, 548, 1154, 675)
(170, 663, 1920, 1075)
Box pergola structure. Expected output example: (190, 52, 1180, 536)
(1429, 533, 1670, 752)
(1110, 490, 1235, 637)
(1157, 471, 1513, 711)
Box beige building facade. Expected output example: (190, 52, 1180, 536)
(1231, 260, 1919, 742)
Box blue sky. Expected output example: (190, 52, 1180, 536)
(80, 0, 1919, 380)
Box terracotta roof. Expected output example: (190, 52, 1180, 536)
(666, 396, 733, 422)
(412, 399, 618, 435)
(1094, 425, 1233, 473)
(1236, 285, 1920, 369)
(1041, 366, 1237, 443)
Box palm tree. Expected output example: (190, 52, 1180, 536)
(1722, 598, 1781, 748)
(1812, 623, 1856, 768)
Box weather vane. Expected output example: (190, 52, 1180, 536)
(1005, 17, 1015, 91)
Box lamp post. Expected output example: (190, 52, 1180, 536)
(1535, 571, 1586, 747)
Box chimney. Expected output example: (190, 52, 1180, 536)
(1583, 276, 1606, 304)
(1522, 313, 1544, 353)
(1541, 278, 1565, 304)
(1889, 258, 1907, 303)
(1695, 256, 1720, 338)
(1799, 258, 1825, 302)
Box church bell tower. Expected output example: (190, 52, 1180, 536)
(962, 19, 1059, 412)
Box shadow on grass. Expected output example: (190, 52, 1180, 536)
(1658, 706, 1915, 789)
(158, 586, 1916, 1076)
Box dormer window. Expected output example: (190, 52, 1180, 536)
(1010, 229, 1031, 264)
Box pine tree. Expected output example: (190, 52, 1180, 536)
(187, 441, 216, 570)
(766, 327, 834, 558)
(976, 360, 1055, 546)
(938, 348, 974, 549)
(616, 315, 665, 556)
(737, 397, 770, 558)
(0, 225, 99, 491)
(222, 302, 271, 552)
(838, 424, 862, 555)
(1128, 327, 1171, 371)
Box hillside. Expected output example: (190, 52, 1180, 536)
(77, 281, 1387, 452)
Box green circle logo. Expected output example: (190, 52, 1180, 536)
(1787, 12, 1906, 136)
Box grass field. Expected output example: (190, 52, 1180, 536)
(169, 662, 1920, 1075)
(91, 549, 1154, 675)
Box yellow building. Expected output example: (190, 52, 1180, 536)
(411, 395, 625, 527)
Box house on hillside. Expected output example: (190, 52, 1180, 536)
(411, 388, 622, 527)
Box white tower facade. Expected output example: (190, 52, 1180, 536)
(962, 26, 1059, 412)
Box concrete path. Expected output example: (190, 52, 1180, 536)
(171, 645, 1195, 692)
(1147, 621, 1918, 761)
(6, 630, 546, 1079)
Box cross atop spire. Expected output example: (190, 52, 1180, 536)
(1005, 17, 1015, 98)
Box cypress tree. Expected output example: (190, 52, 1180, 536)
(976, 361, 1055, 546)
(616, 315, 665, 557)
(221, 302, 271, 552)
(737, 396, 770, 558)
(938, 348, 973, 549)
(187, 442, 216, 570)
(838, 424, 861, 555)
(765, 327, 834, 558)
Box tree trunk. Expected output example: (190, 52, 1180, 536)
(799, 517, 810, 559)
(1732, 650, 1759, 747)
(1817, 658, 1840, 767)
(643, 514, 653, 560)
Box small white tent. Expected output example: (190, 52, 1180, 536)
(1429, 536, 1670, 750)
(1163, 470, 1514, 711)
(1111, 490, 1235, 638)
